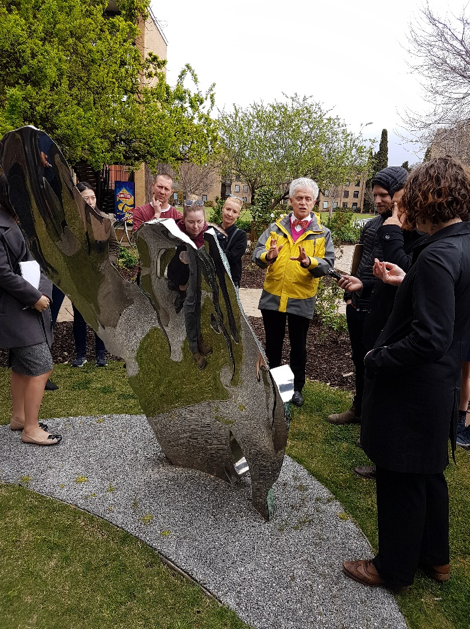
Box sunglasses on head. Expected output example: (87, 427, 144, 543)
(183, 199, 204, 207)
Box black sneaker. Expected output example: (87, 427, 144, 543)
(291, 391, 304, 407)
(71, 355, 87, 367)
(457, 424, 470, 450)
(96, 353, 107, 367)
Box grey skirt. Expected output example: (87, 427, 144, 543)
(9, 342, 53, 377)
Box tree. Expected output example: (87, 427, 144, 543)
(402, 3, 470, 160)
(175, 161, 219, 198)
(401, 161, 410, 172)
(0, 0, 218, 170)
(374, 129, 388, 172)
(218, 94, 371, 208)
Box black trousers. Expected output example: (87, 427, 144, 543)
(261, 309, 310, 392)
(346, 304, 368, 415)
(373, 466, 449, 587)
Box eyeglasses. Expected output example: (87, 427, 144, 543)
(183, 199, 204, 207)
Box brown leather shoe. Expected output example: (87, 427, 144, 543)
(327, 408, 361, 425)
(343, 559, 385, 587)
(343, 559, 409, 592)
(421, 563, 450, 581)
(354, 465, 376, 479)
(192, 351, 207, 370)
(197, 335, 212, 357)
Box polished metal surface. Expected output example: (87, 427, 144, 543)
(0, 126, 288, 519)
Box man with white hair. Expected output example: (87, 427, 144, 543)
(253, 177, 335, 406)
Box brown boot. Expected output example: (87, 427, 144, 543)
(192, 351, 207, 370)
(327, 408, 361, 425)
(197, 335, 212, 357)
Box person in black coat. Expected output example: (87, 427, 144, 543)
(342, 156, 470, 589)
(218, 196, 247, 288)
(0, 175, 61, 446)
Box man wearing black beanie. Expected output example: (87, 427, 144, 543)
(327, 167, 408, 437)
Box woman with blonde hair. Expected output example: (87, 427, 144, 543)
(218, 196, 247, 287)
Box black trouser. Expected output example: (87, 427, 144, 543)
(346, 304, 368, 415)
(261, 309, 310, 393)
(373, 466, 449, 587)
(72, 305, 105, 357)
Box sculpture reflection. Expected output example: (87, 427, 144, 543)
(0, 126, 288, 519)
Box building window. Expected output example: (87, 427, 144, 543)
(242, 196, 247, 202)
(243, 185, 248, 193)
(333, 201, 338, 209)
(173, 192, 178, 199)
(202, 194, 207, 202)
(323, 201, 329, 209)
(355, 180, 360, 187)
(345, 181, 350, 187)
(226, 185, 231, 195)
(343, 190, 349, 198)
(324, 189, 329, 197)
(352, 203, 358, 210)
(353, 191, 359, 198)
(235, 184, 240, 192)
(342, 202, 348, 209)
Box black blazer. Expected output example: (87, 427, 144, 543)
(0, 209, 53, 348)
(362, 222, 470, 474)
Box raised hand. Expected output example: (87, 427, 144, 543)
(289, 245, 310, 267)
(382, 202, 403, 227)
(151, 195, 162, 219)
(373, 258, 406, 286)
(266, 237, 283, 261)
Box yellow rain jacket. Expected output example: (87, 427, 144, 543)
(253, 212, 335, 318)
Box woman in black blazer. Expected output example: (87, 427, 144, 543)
(343, 157, 470, 589)
(0, 176, 61, 445)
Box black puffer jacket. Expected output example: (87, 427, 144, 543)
(350, 214, 389, 310)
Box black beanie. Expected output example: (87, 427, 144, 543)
(372, 166, 408, 197)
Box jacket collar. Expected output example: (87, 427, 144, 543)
(277, 211, 323, 235)
(0, 208, 17, 229)
(411, 221, 470, 258)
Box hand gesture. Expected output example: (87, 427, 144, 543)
(266, 238, 283, 261)
(290, 245, 311, 267)
(336, 274, 363, 292)
(33, 295, 50, 311)
(382, 202, 403, 227)
(373, 258, 406, 286)
(151, 195, 162, 219)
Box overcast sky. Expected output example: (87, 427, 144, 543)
(152, 0, 464, 166)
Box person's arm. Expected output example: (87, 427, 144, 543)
(378, 224, 413, 271)
(253, 225, 284, 269)
(366, 248, 456, 373)
(224, 229, 247, 265)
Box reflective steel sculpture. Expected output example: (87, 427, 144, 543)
(0, 126, 288, 519)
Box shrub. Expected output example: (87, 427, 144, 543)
(314, 276, 347, 333)
(236, 218, 251, 232)
(117, 245, 139, 270)
(328, 209, 361, 245)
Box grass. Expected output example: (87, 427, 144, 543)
(288, 381, 470, 629)
(1, 365, 469, 628)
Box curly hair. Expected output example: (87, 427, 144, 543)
(401, 156, 470, 229)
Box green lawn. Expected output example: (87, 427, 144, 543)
(1, 365, 469, 628)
